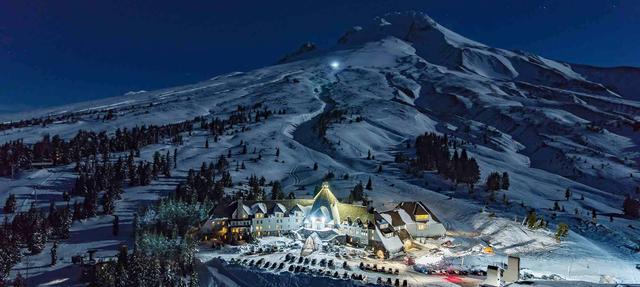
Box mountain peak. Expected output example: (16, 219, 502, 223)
(337, 11, 482, 49)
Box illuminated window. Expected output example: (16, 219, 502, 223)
(418, 224, 426, 230)
(415, 214, 429, 221)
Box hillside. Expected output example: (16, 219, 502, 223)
(1, 11, 640, 285)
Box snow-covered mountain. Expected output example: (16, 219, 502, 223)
(2, 11, 640, 285)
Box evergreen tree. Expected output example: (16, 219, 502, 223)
(205, 138, 209, 149)
(173, 148, 178, 169)
(0, 232, 21, 280)
(349, 182, 365, 202)
(501, 172, 510, 190)
(189, 267, 199, 287)
(366, 177, 373, 190)
(83, 191, 97, 218)
(13, 273, 26, 287)
(112, 215, 120, 236)
(3, 194, 17, 213)
(287, 192, 296, 199)
(27, 228, 47, 254)
(50, 241, 58, 266)
(146, 259, 162, 286)
(72, 201, 83, 221)
(270, 181, 284, 200)
(525, 210, 538, 229)
(101, 192, 115, 215)
(565, 188, 572, 201)
(623, 195, 640, 218)
(485, 172, 501, 191)
(117, 244, 128, 268)
(555, 223, 569, 241)
(313, 162, 318, 171)
(460, 156, 481, 188)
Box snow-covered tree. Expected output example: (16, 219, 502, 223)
(555, 223, 569, 241)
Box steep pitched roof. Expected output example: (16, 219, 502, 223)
(251, 203, 267, 214)
(379, 210, 406, 227)
(210, 199, 314, 219)
(210, 201, 238, 218)
(269, 203, 287, 214)
(308, 182, 341, 223)
(395, 201, 442, 222)
(375, 213, 394, 234)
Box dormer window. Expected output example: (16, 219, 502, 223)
(415, 214, 428, 221)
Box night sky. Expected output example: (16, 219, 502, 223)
(1, 0, 638, 111)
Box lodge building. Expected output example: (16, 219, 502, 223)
(202, 182, 446, 258)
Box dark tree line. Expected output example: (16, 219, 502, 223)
(1, 118, 197, 177)
(316, 109, 345, 137)
(89, 242, 197, 287)
(243, 174, 267, 201)
(624, 195, 640, 218)
(0, 224, 21, 281)
(86, 157, 233, 286)
(0, 200, 74, 282)
(173, 159, 232, 205)
(199, 104, 281, 139)
(1, 102, 286, 178)
(413, 133, 481, 187)
(485, 171, 510, 191)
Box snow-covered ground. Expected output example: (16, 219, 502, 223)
(197, 236, 483, 287)
(2, 10, 640, 286)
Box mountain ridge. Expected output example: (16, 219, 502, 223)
(2, 10, 640, 284)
